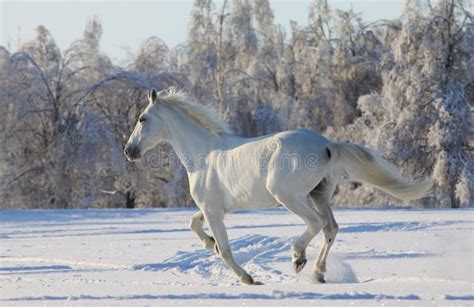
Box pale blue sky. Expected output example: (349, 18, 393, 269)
(1, 0, 405, 63)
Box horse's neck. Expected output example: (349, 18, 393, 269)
(163, 106, 230, 170)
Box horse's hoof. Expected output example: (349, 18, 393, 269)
(315, 272, 326, 283)
(293, 258, 307, 273)
(241, 275, 261, 285)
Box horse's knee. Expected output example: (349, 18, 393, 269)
(189, 219, 198, 232)
(189, 213, 204, 232)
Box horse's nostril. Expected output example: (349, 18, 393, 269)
(124, 146, 130, 157)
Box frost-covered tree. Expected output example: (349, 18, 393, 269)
(1, 26, 82, 208)
(185, 0, 216, 101)
(377, 0, 472, 208)
(68, 17, 114, 81)
(133, 37, 169, 74)
(331, 0, 473, 208)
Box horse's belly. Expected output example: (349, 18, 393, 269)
(226, 191, 277, 211)
(211, 145, 277, 212)
(222, 177, 277, 212)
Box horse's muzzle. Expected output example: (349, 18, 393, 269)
(124, 144, 141, 161)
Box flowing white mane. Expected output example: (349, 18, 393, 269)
(159, 89, 233, 136)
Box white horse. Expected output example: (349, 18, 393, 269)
(125, 88, 432, 285)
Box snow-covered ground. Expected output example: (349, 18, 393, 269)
(1, 207, 473, 306)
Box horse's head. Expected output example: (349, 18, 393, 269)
(124, 88, 167, 161)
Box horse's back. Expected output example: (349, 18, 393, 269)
(223, 128, 332, 176)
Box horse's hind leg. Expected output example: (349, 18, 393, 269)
(268, 191, 328, 274)
(310, 178, 339, 283)
(189, 210, 218, 253)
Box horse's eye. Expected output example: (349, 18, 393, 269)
(139, 116, 146, 123)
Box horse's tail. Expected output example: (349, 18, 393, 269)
(326, 142, 432, 201)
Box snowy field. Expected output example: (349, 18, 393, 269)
(1, 207, 473, 306)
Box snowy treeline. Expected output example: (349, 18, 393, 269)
(0, 0, 472, 209)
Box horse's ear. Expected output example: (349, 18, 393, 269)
(149, 88, 158, 104)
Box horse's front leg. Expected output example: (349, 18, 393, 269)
(203, 209, 262, 285)
(189, 210, 218, 253)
